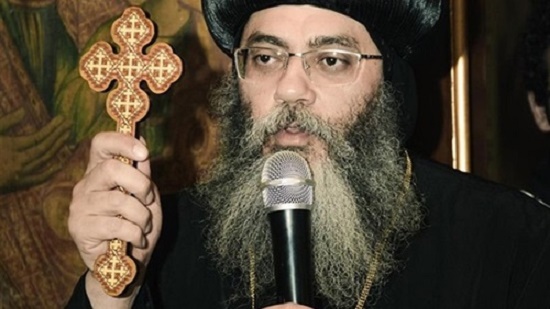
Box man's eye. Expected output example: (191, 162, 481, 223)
(256, 54, 272, 64)
(250, 53, 277, 66)
(318, 56, 351, 69)
(321, 57, 340, 66)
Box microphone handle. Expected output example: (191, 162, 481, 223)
(268, 208, 314, 306)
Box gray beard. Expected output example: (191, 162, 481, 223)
(196, 72, 424, 308)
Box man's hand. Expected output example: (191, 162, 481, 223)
(0, 108, 71, 193)
(68, 132, 162, 307)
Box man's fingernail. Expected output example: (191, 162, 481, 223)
(133, 144, 148, 160)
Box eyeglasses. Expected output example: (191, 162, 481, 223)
(233, 47, 383, 86)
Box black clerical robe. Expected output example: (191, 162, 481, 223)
(530, 155, 550, 207)
(66, 155, 550, 308)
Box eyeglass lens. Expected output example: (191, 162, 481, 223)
(235, 47, 366, 85)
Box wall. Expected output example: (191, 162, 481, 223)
(469, 0, 549, 190)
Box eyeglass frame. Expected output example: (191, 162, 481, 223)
(232, 46, 383, 85)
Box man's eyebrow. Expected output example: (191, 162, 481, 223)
(244, 32, 289, 49)
(309, 35, 361, 49)
(243, 33, 360, 50)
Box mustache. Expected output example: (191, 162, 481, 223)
(245, 103, 345, 149)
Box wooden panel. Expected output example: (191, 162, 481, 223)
(408, 0, 453, 167)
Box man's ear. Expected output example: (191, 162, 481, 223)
(528, 91, 550, 132)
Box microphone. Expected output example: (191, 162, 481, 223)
(261, 150, 315, 306)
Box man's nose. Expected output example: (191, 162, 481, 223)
(273, 57, 315, 106)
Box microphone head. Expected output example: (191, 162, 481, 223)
(261, 151, 314, 212)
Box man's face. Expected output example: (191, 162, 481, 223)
(201, 6, 424, 306)
(528, 47, 550, 132)
(238, 5, 383, 160)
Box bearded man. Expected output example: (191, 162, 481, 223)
(66, 0, 550, 308)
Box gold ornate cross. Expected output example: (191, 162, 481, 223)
(79, 6, 183, 296)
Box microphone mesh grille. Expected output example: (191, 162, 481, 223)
(261, 151, 313, 208)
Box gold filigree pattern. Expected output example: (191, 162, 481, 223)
(79, 6, 183, 296)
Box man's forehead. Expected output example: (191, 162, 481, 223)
(243, 31, 363, 50)
(241, 5, 372, 49)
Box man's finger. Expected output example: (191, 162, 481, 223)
(20, 130, 70, 169)
(88, 132, 149, 171)
(84, 190, 153, 233)
(12, 115, 69, 149)
(0, 108, 25, 132)
(11, 164, 63, 189)
(83, 158, 154, 205)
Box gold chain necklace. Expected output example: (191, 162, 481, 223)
(249, 152, 412, 309)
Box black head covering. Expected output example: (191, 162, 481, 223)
(201, 0, 442, 141)
(522, 0, 550, 120)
